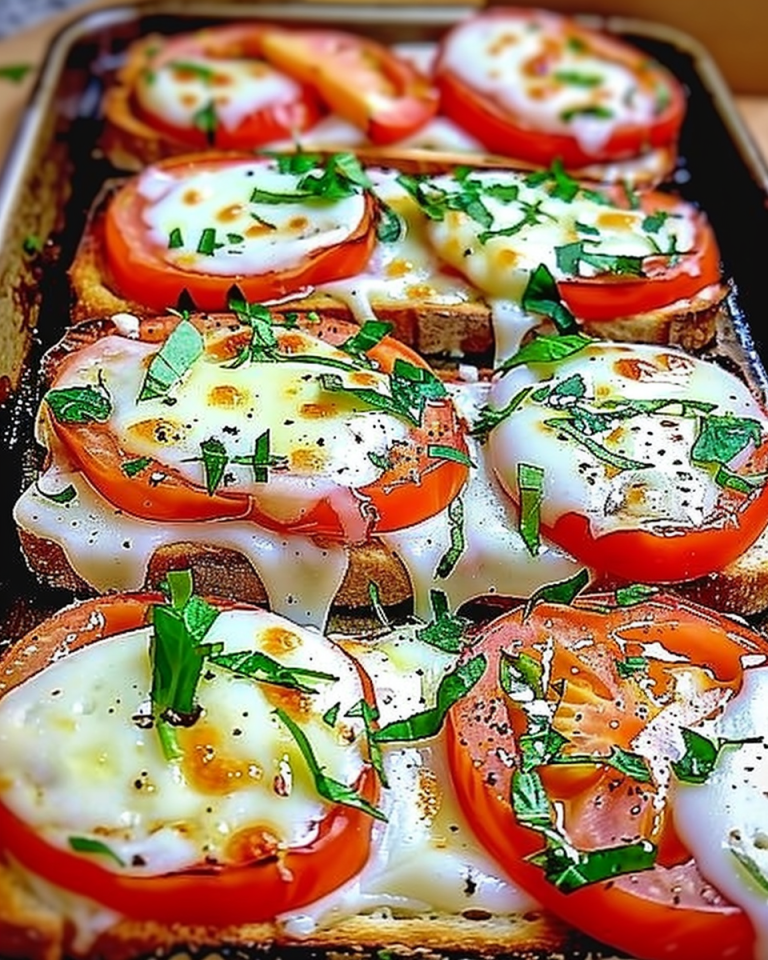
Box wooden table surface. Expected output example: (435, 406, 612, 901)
(0, 0, 766, 172)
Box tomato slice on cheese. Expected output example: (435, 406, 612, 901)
(0, 584, 383, 926)
(434, 8, 686, 168)
(40, 310, 469, 543)
(102, 152, 379, 313)
(446, 592, 765, 960)
(130, 24, 324, 149)
(257, 26, 439, 145)
(415, 167, 721, 324)
(485, 340, 768, 583)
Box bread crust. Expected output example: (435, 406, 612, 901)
(0, 849, 582, 960)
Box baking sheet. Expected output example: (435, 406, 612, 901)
(0, 7, 767, 955)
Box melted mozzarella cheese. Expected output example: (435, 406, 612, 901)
(439, 12, 666, 154)
(15, 376, 582, 631)
(381, 381, 581, 621)
(487, 342, 768, 538)
(671, 667, 768, 960)
(0, 610, 369, 871)
(138, 158, 367, 276)
(45, 326, 417, 543)
(424, 168, 697, 305)
(0, 612, 534, 946)
(135, 56, 307, 135)
(13, 462, 349, 629)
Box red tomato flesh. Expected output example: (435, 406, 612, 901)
(447, 594, 764, 960)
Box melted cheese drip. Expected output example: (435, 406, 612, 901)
(138, 159, 366, 276)
(439, 11, 668, 154)
(487, 342, 768, 538)
(15, 376, 581, 630)
(136, 56, 306, 135)
(0, 613, 533, 946)
(673, 667, 768, 960)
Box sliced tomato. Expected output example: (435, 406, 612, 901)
(435, 8, 686, 169)
(487, 342, 768, 584)
(45, 312, 469, 542)
(131, 24, 324, 150)
(258, 27, 439, 145)
(545, 475, 768, 583)
(0, 593, 380, 926)
(447, 593, 764, 960)
(102, 152, 378, 314)
(558, 190, 722, 322)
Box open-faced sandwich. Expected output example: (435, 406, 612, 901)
(69, 151, 726, 357)
(101, 8, 687, 186)
(13, 305, 768, 628)
(2, 573, 768, 960)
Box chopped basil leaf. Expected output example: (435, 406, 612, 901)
(554, 70, 603, 87)
(192, 100, 218, 144)
(521, 264, 578, 334)
(471, 386, 533, 440)
(615, 584, 658, 607)
(23, 234, 43, 254)
(45, 384, 112, 423)
(518, 462, 544, 556)
(616, 655, 649, 678)
(545, 417, 653, 471)
(210, 649, 338, 695)
(139, 318, 204, 401)
(671, 728, 761, 784)
(428, 444, 475, 468)
(68, 836, 125, 867)
(346, 698, 388, 787)
(340, 319, 393, 359)
(376, 202, 404, 243)
(642, 210, 673, 233)
(496, 333, 593, 374)
(691, 414, 763, 474)
(560, 104, 614, 123)
(231, 429, 287, 483)
(435, 496, 466, 579)
(556, 241, 646, 278)
(320, 358, 446, 428)
(150, 570, 220, 756)
(199, 437, 228, 494)
(523, 568, 590, 618)
(122, 457, 152, 478)
(373, 653, 487, 743)
(196, 226, 222, 256)
(323, 702, 341, 727)
(550, 745, 653, 783)
(274, 706, 387, 821)
(416, 589, 471, 653)
(499, 650, 545, 701)
(368, 580, 391, 628)
(729, 840, 768, 894)
(478, 198, 556, 243)
(168, 60, 217, 83)
(37, 482, 77, 504)
(528, 836, 657, 893)
(512, 769, 553, 831)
